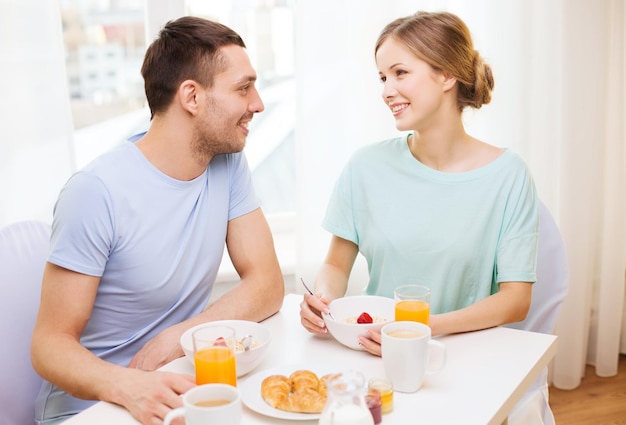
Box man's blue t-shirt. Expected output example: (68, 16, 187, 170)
(36, 139, 259, 423)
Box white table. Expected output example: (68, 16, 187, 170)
(64, 293, 556, 425)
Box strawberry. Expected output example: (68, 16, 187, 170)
(213, 336, 228, 347)
(357, 312, 373, 324)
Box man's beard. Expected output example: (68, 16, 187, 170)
(191, 117, 245, 165)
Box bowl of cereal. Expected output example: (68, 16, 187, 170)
(322, 295, 395, 350)
(180, 320, 271, 377)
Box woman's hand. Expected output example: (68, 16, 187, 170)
(299, 236, 358, 334)
(358, 328, 382, 357)
(299, 293, 332, 334)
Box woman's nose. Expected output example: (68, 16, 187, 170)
(382, 82, 396, 102)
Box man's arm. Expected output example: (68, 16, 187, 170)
(207, 207, 285, 320)
(31, 263, 195, 425)
(129, 207, 284, 370)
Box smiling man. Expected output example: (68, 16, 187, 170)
(31, 16, 284, 425)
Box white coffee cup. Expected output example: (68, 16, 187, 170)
(381, 321, 446, 393)
(163, 384, 242, 425)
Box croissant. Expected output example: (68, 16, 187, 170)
(276, 388, 326, 413)
(318, 373, 337, 398)
(261, 369, 333, 413)
(290, 370, 319, 393)
(260, 375, 291, 408)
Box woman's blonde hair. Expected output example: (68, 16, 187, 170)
(375, 11, 494, 111)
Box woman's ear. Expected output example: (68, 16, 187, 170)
(178, 79, 200, 115)
(441, 73, 457, 92)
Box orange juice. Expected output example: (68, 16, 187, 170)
(394, 300, 430, 324)
(194, 346, 237, 386)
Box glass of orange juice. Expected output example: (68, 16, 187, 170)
(192, 325, 237, 387)
(394, 285, 430, 324)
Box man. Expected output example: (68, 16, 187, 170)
(31, 16, 284, 425)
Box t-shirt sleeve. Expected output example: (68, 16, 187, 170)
(227, 152, 260, 221)
(494, 160, 539, 285)
(322, 161, 359, 245)
(49, 172, 114, 277)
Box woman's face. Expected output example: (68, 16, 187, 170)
(376, 38, 448, 132)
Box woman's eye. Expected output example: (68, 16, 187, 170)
(379, 76, 387, 83)
(396, 69, 407, 76)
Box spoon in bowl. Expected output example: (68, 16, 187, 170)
(241, 334, 253, 352)
(300, 278, 336, 321)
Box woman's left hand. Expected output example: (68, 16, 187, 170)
(358, 328, 382, 357)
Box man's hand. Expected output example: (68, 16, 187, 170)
(114, 369, 195, 425)
(129, 326, 185, 371)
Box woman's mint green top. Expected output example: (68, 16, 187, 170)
(322, 136, 539, 314)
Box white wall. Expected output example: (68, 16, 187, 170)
(0, 0, 75, 226)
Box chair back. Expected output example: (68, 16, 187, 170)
(506, 201, 569, 334)
(505, 201, 568, 425)
(0, 220, 51, 425)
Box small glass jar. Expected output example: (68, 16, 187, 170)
(318, 371, 374, 425)
(368, 377, 394, 414)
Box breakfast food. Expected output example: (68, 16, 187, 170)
(357, 312, 373, 324)
(261, 370, 336, 413)
(235, 337, 259, 352)
(212, 336, 259, 352)
(343, 313, 388, 325)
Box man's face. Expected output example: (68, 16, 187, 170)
(192, 44, 264, 161)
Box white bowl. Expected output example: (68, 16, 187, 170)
(322, 295, 395, 350)
(180, 320, 271, 377)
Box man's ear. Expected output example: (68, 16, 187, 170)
(178, 79, 200, 115)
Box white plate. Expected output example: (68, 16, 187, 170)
(240, 364, 338, 420)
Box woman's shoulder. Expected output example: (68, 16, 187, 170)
(496, 149, 532, 172)
(351, 135, 407, 159)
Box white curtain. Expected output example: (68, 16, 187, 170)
(294, 0, 626, 390)
(0, 0, 74, 226)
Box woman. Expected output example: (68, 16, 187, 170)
(300, 11, 538, 355)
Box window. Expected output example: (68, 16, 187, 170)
(60, 0, 296, 218)
(61, 0, 146, 129)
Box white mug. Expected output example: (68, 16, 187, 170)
(381, 321, 446, 393)
(163, 384, 242, 425)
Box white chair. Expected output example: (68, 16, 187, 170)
(0, 220, 51, 425)
(506, 201, 569, 425)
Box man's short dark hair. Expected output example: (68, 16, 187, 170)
(141, 16, 246, 118)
